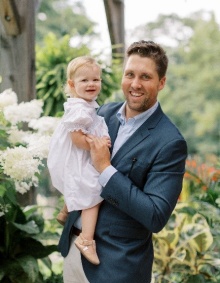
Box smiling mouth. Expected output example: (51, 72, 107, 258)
(130, 92, 143, 97)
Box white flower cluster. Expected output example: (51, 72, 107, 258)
(0, 89, 59, 194)
(4, 99, 43, 125)
(24, 133, 51, 160)
(28, 116, 60, 135)
(0, 89, 17, 110)
(0, 203, 11, 217)
(0, 146, 42, 194)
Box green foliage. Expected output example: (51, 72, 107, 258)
(161, 13, 220, 156)
(152, 203, 220, 283)
(132, 11, 220, 156)
(44, 273, 63, 283)
(0, 94, 61, 282)
(36, 33, 120, 116)
(36, 0, 97, 46)
(0, 185, 59, 283)
(36, 33, 89, 116)
(152, 158, 220, 282)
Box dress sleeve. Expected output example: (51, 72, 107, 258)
(62, 107, 93, 134)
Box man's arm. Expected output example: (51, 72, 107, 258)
(86, 135, 187, 233)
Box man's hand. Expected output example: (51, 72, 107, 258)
(103, 136, 112, 148)
(86, 134, 111, 173)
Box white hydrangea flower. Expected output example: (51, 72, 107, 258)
(0, 203, 11, 216)
(28, 116, 60, 135)
(0, 90, 56, 198)
(0, 146, 42, 184)
(3, 99, 44, 125)
(0, 89, 18, 110)
(7, 126, 29, 145)
(15, 181, 33, 194)
(25, 133, 51, 159)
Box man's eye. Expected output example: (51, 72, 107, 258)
(142, 74, 150, 80)
(125, 73, 133, 78)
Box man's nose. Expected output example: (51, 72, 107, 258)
(131, 77, 141, 89)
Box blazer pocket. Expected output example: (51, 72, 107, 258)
(109, 221, 149, 240)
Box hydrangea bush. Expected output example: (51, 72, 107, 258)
(0, 89, 61, 282)
(0, 89, 60, 196)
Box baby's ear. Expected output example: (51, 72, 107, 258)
(68, 79, 74, 87)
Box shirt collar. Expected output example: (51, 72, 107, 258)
(116, 101, 159, 125)
(67, 97, 99, 108)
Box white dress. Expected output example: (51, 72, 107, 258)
(47, 98, 109, 212)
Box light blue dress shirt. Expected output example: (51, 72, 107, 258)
(99, 101, 159, 186)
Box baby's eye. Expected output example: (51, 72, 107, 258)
(82, 79, 88, 82)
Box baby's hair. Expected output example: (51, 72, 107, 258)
(64, 56, 102, 95)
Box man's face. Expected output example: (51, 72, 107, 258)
(121, 54, 166, 118)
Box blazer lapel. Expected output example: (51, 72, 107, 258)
(111, 122, 150, 166)
(111, 104, 164, 166)
(108, 114, 121, 154)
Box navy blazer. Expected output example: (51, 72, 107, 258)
(59, 102, 187, 283)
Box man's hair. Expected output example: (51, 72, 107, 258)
(126, 40, 168, 79)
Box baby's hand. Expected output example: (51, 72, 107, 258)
(102, 136, 111, 148)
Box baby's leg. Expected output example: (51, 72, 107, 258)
(81, 203, 101, 240)
(74, 203, 101, 265)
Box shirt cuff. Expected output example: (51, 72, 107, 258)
(99, 165, 117, 187)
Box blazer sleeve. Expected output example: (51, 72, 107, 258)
(100, 137, 187, 233)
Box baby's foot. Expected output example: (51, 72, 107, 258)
(56, 210, 68, 226)
(74, 233, 100, 265)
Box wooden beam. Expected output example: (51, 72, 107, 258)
(103, 0, 125, 60)
(0, 0, 20, 35)
(0, 0, 36, 102)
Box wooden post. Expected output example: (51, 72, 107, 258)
(103, 0, 125, 60)
(0, 0, 20, 35)
(0, 0, 36, 102)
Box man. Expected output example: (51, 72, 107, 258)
(59, 40, 187, 283)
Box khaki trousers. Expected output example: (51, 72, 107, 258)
(63, 236, 90, 283)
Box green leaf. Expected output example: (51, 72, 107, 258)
(26, 212, 45, 233)
(1, 257, 38, 283)
(20, 237, 58, 258)
(185, 274, 206, 283)
(39, 256, 52, 270)
(0, 185, 6, 197)
(18, 255, 39, 283)
(216, 198, 220, 207)
(5, 185, 17, 206)
(171, 248, 186, 262)
(12, 220, 40, 234)
(0, 267, 5, 280)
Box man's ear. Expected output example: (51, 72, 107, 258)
(158, 76, 166, 91)
(68, 79, 74, 88)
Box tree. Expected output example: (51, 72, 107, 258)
(36, 0, 98, 46)
(36, 33, 120, 116)
(0, 0, 36, 102)
(103, 0, 125, 60)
